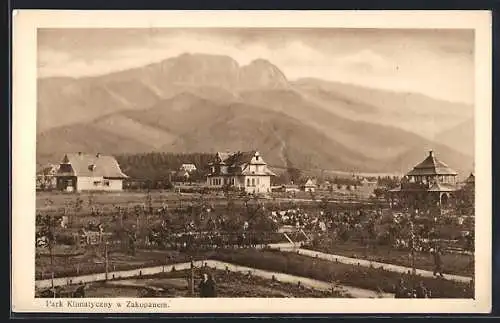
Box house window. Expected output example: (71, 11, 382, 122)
(247, 178, 250, 187)
(256, 165, 260, 172)
(257, 178, 260, 185)
(93, 181, 101, 186)
(104, 180, 110, 187)
(251, 178, 255, 187)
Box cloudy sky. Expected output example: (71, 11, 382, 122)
(38, 28, 474, 104)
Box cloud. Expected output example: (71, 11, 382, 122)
(37, 28, 474, 104)
(336, 49, 394, 74)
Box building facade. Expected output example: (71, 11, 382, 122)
(206, 151, 276, 194)
(55, 153, 128, 192)
(180, 163, 197, 172)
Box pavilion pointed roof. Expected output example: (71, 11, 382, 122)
(406, 150, 457, 177)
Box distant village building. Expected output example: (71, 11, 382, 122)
(179, 163, 197, 173)
(55, 152, 128, 192)
(361, 178, 378, 187)
(357, 178, 378, 198)
(464, 172, 475, 186)
(302, 178, 317, 192)
(459, 172, 475, 211)
(389, 150, 459, 209)
(175, 170, 191, 182)
(206, 151, 276, 193)
(318, 180, 332, 191)
(274, 183, 301, 193)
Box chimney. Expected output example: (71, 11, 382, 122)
(96, 153, 101, 158)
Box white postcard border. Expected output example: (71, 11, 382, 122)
(12, 10, 492, 314)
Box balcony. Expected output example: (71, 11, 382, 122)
(400, 182, 431, 191)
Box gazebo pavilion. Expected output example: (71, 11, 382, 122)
(390, 150, 459, 211)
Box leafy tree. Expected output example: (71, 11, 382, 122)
(287, 167, 303, 184)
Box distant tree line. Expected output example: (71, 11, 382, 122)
(116, 152, 214, 184)
(376, 176, 401, 188)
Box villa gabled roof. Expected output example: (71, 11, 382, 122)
(406, 150, 457, 176)
(304, 178, 317, 187)
(225, 151, 259, 167)
(208, 150, 276, 176)
(56, 153, 128, 179)
(214, 152, 231, 164)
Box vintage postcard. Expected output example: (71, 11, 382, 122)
(12, 10, 492, 314)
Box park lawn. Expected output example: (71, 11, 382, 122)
(302, 242, 474, 277)
(36, 191, 226, 212)
(207, 249, 472, 298)
(36, 190, 373, 214)
(35, 248, 197, 280)
(66, 269, 345, 298)
(36, 247, 473, 298)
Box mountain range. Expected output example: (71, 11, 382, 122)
(37, 53, 474, 176)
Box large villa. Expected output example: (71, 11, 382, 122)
(206, 151, 276, 194)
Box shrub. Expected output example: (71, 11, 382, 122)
(55, 233, 76, 246)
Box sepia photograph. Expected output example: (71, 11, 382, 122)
(12, 10, 492, 314)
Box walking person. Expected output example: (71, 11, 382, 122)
(432, 247, 444, 278)
(198, 273, 217, 298)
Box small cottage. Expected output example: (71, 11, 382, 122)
(302, 178, 317, 192)
(179, 163, 197, 173)
(55, 152, 128, 192)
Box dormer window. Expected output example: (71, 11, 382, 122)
(88, 164, 96, 171)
